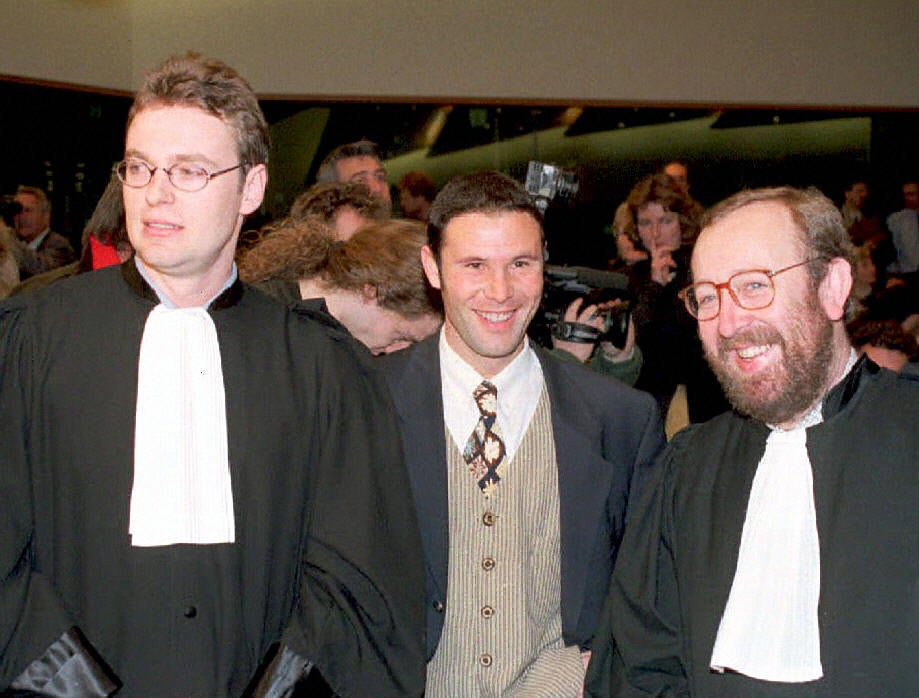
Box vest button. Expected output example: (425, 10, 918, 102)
(480, 605, 495, 619)
(479, 653, 493, 667)
(183, 605, 197, 618)
(433, 600, 444, 612)
(482, 511, 497, 526)
(482, 556, 496, 571)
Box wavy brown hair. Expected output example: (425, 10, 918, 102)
(238, 217, 439, 317)
(623, 173, 700, 251)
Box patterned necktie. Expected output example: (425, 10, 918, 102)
(463, 380, 506, 495)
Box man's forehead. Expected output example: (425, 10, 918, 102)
(694, 201, 799, 273)
(443, 209, 542, 238)
(336, 155, 384, 177)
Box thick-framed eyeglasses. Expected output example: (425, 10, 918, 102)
(114, 159, 245, 193)
(679, 258, 824, 321)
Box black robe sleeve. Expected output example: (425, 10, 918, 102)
(585, 430, 692, 698)
(267, 330, 427, 698)
(0, 303, 119, 696)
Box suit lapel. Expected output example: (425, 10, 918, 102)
(538, 351, 612, 634)
(394, 337, 450, 600)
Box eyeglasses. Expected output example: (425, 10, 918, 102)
(679, 258, 824, 320)
(114, 159, 245, 193)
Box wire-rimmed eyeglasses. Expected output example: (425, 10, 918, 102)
(679, 258, 824, 321)
(114, 159, 245, 193)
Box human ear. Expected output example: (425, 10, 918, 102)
(421, 245, 442, 290)
(239, 164, 267, 216)
(818, 257, 853, 321)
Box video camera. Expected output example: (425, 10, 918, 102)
(531, 265, 632, 350)
(524, 161, 579, 214)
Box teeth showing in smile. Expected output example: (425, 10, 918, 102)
(148, 222, 179, 230)
(478, 311, 513, 322)
(737, 344, 769, 359)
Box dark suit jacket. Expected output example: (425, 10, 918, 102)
(379, 335, 666, 659)
(14, 229, 76, 279)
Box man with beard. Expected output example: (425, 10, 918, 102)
(585, 186, 919, 697)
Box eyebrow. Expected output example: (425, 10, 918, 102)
(124, 149, 219, 167)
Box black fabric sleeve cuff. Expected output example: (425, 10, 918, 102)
(9, 627, 118, 698)
(244, 643, 326, 698)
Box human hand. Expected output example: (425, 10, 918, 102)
(552, 297, 609, 362)
(599, 301, 636, 361)
(649, 245, 677, 285)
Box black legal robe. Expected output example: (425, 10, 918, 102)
(587, 357, 919, 697)
(0, 262, 425, 697)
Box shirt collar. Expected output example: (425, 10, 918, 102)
(27, 228, 51, 250)
(134, 257, 238, 309)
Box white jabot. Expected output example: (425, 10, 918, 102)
(710, 351, 857, 682)
(439, 329, 543, 462)
(129, 304, 235, 547)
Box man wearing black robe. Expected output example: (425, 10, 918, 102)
(586, 186, 918, 697)
(0, 53, 424, 698)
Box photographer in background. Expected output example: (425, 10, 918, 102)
(548, 292, 642, 387)
(523, 161, 644, 386)
(616, 173, 728, 428)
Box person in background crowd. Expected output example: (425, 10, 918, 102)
(238, 216, 442, 354)
(0, 52, 424, 698)
(10, 175, 132, 296)
(380, 170, 665, 697)
(289, 180, 390, 239)
(614, 173, 727, 425)
(849, 318, 919, 372)
(886, 178, 919, 279)
(839, 178, 890, 264)
(661, 160, 705, 221)
(8, 184, 76, 278)
(236, 180, 387, 255)
(316, 139, 392, 207)
(398, 170, 438, 221)
(587, 186, 918, 697)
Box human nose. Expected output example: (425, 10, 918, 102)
(484, 268, 512, 302)
(715, 286, 749, 337)
(144, 167, 175, 205)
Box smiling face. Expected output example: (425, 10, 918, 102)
(692, 201, 850, 427)
(122, 105, 265, 304)
(422, 210, 544, 378)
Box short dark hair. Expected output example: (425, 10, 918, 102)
(316, 140, 383, 183)
(127, 52, 269, 169)
(426, 170, 542, 260)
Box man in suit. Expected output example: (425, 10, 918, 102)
(380, 170, 665, 697)
(10, 185, 75, 278)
